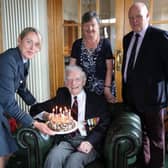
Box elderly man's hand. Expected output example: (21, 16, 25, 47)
(77, 141, 93, 154)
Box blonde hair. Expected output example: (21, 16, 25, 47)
(19, 27, 41, 40)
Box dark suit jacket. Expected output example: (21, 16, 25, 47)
(0, 47, 35, 127)
(30, 87, 110, 152)
(122, 26, 168, 110)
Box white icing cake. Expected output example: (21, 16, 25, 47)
(47, 113, 76, 132)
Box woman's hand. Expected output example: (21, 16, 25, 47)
(104, 87, 116, 103)
(33, 120, 55, 135)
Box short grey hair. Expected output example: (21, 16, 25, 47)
(65, 65, 87, 82)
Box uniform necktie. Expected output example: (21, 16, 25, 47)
(127, 33, 140, 78)
(71, 96, 78, 121)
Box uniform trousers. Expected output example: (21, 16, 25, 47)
(0, 112, 18, 156)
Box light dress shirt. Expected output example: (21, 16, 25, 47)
(124, 24, 148, 82)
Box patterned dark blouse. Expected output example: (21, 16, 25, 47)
(71, 38, 113, 95)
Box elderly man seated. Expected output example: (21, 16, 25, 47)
(30, 65, 110, 168)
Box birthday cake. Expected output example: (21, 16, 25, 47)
(47, 113, 76, 132)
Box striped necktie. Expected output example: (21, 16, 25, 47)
(71, 96, 78, 121)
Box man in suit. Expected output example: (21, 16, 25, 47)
(0, 27, 54, 168)
(30, 65, 110, 168)
(122, 2, 168, 168)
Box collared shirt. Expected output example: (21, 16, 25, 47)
(71, 89, 86, 122)
(124, 25, 148, 82)
(22, 57, 28, 64)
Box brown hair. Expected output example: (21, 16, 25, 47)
(82, 11, 100, 24)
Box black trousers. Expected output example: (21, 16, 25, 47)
(135, 108, 165, 168)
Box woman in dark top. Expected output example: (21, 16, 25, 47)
(70, 11, 115, 103)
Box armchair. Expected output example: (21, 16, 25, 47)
(7, 103, 142, 168)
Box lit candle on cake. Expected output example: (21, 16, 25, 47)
(64, 106, 67, 115)
(64, 106, 68, 117)
(59, 107, 62, 114)
(55, 105, 58, 114)
(68, 109, 71, 119)
(52, 108, 55, 115)
(60, 107, 65, 122)
(49, 108, 55, 120)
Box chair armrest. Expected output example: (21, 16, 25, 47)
(104, 112, 142, 168)
(16, 127, 55, 168)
